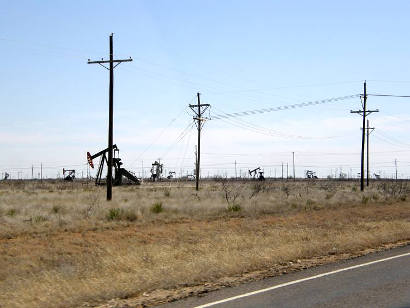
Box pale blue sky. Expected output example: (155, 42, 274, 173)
(1, 1, 410, 179)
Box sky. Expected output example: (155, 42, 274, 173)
(1, 0, 410, 179)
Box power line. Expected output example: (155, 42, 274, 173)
(368, 94, 410, 98)
(211, 94, 360, 120)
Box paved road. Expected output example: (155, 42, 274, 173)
(158, 245, 410, 308)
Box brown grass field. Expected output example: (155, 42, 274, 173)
(0, 179, 409, 307)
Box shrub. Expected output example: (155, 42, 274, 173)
(281, 185, 290, 198)
(51, 205, 61, 214)
(227, 204, 241, 212)
(106, 208, 121, 221)
(123, 209, 137, 222)
(250, 183, 263, 199)
(164, 189, 171, 197)
(150, 202, 163, 214)
(361, 196, 369, 205)
(33, 215, 47, 223)
(6, 208, 17, 217)
(305, 199, 315, 210)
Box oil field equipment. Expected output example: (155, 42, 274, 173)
(249, 167, 265, 181)
(62, 169, 76, 181)
(305, 170, 318, 179)
(87, 144, 140, 186)
(167, 171, 176, 179)
(151, 160, 163, 182)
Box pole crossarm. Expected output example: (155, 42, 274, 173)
(87, 58, 133, 65)
(350, 109, 379, 116)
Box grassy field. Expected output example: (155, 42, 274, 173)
(0, 179, 409, 307)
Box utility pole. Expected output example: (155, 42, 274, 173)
(88, 34, 132, 201)
(194, 146, 198, 181)
(40, 163, 43, 182)
(235, 160, 237, 180)
(31, 165, 34, 179)
(292, 152, 295, 181)
(351, 81, 379, 191)
(395, 159, 398, 180)
(286, 163, 289, 179)
(366, 119, 375, 186)
(281, 162, 284, 180)
(189, 92, 210, 191)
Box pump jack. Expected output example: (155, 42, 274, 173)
(87, 144, 140, 186)
(249, 167, 265, 181)
(63, 168, 76, 181)
(150, 160, 163, 182)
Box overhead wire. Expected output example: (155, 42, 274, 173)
(131, 104, 192, 166)
(212, 106, 346, 140)
(211, 94, 360, 120)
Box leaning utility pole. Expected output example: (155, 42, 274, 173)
(351, 81, 379, 191)
(366, 119, 375, 186)
(189, 92, 210, 191)
(88, 34, 132, 201)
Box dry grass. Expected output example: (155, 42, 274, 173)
(0, 180, 409, 307)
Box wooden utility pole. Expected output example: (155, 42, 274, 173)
(88, 34, 132, 201)
(292, 152, 295, 181)
(281, 162, 284, 180)
(189, 93, 210, 191)
(235, 160, 237, 179)
(286, 163, 289, 179)
(366, 119, 375, 186)
(395, 159, 398, 180)
(351, 81, 379, 191)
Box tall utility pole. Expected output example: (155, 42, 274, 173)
(88, 34, 132, 201)
(234, 160, 237, 179)
(286, 163, 289, 179)
(281, 162, 284, 180)
(292, 152, 295, 181)
(40, 163, 43, 182)
(351, 81, 379, 191)
(395, 159, 398, 180)
(189, 93, 210, 191)
(366, 119, 375, 186)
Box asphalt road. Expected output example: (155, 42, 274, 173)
(158, 245, 410, 308)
